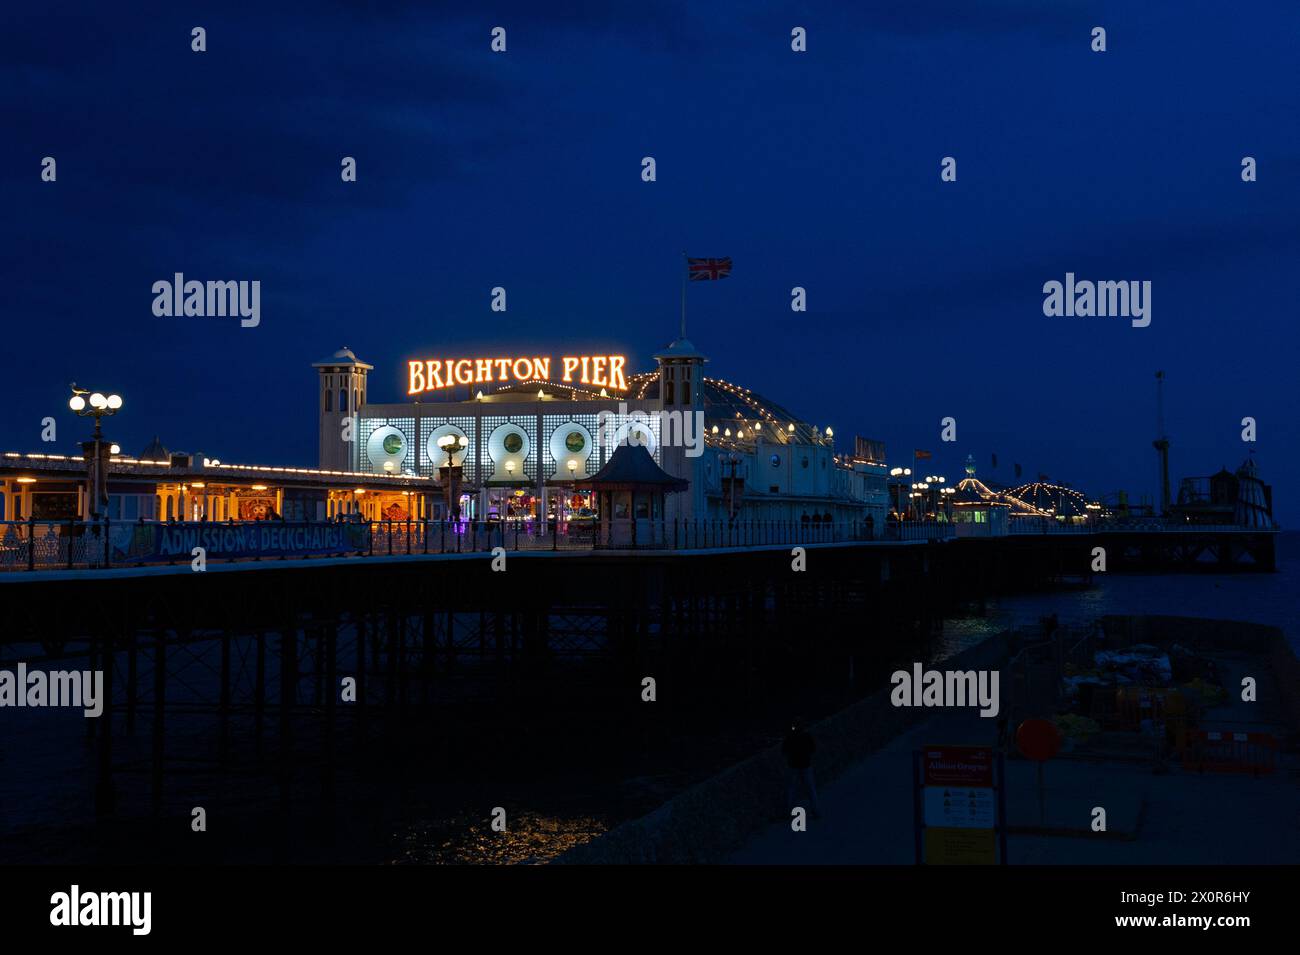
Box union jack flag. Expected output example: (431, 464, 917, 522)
(687, 257, 732, 281)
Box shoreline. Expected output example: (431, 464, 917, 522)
(555, 614, 1299, 865)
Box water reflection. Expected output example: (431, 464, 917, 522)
(391, 811, 608, 865)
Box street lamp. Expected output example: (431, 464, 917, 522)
(436, 433, 467, 521)
(69, 385, 123, 521)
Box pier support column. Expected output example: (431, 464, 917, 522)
(279, 624, 297, 821)
(355, 613, 366, 734)
(323, 621, 337, 803)
(253, 630, 266, 762)
(95, 628, 115, 820)
(125, 632, 137, 734)
(219, 630, 232, 765)
(151, 627, 166, 817)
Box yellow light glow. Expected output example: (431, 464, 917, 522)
(406, 354, 628, 394)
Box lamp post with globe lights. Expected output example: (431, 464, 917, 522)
(436, 434, 467, 521)
(68, 386, 123, 521)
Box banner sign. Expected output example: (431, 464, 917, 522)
(115, 522, 367, 562)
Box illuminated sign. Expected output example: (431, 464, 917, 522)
(407, 355, 628, 395)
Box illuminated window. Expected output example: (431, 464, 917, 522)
(665, 378, 675, 404)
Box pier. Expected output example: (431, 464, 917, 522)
(0, 517, 1276, 852)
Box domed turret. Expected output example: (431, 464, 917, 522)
(141, 436, 170, 461)
(313, 347, 374, 470)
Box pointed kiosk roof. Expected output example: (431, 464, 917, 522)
(575, 443, 688, 493)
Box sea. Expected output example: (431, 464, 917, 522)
(940, 531, 1300, 657)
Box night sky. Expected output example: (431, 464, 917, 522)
(4, 2, 1297, 520)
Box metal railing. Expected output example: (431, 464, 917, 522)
(0, 516, 953, 571)
(0, 519, 115, 571)
(1008, 520, 1097, 535)
(367, 517, 904, 555)
(1005, 519, 1277, 535)
(9, 513, 1268, 572)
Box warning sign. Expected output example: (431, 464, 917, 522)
(924, 786, 995, 828)
(914, 744, 1004, 864)
(925, 826, 996, 865)
(922, 746, 993, 786)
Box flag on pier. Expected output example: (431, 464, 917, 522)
(687, 257, 732, 281)
(914, 449, 933, 460)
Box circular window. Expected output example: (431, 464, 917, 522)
(382, 434, 403, 455)
(801, 457, 809, 469)
(565, 431, 585, 453)
(503, 433, 524, 454)
(770, 454, 781, 468)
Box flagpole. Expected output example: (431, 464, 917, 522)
(680, 251, 687, 340)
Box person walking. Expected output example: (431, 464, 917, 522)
(782, 720, 823, 818)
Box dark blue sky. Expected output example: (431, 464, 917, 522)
(4, 1, 1297, 519)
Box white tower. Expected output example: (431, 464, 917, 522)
(313, 347, 373, 471)
(654, 337, 707, 521)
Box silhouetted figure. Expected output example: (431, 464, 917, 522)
(865, 514, 875, 540)
(800, 511, 810, 525)
(782, 720, 822, 818)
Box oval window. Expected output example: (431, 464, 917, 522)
(382, 434, 403, 455)
(770, 454, 781, 468)
(503, 432, 524, 454)
(565, 431, 585, 453)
